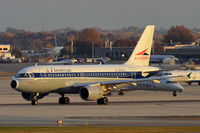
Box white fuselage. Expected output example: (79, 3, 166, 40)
(121, 79, 184, 92)
(166, 70, 200, 83)
(11, 64, 159, 93)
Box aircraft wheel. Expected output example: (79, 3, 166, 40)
(31, 100, 38, 105)
(58, 97, 64, 104)
(108, 92, 112, 96)
(198, 82, 200, 86)
(63, 97, 70, 104)
(97, 97, 109, 105)
(59, 97, 70, 104)
(118, 91, 124, 95)
(188, 82, 191, 85)
(173, 91, 177, 97)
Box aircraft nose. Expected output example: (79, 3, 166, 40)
(177, 84, 184, 92)
(10, 80, 18, 89)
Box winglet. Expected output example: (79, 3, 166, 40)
(124, 25, 155, 66)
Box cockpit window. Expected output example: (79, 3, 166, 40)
(16, 73, 34, 78)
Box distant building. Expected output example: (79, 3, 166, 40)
(0, 44, 15, 59)
(164, 44, 200, 62)
(0, 44, 10, 54)
(163, 42, 196, 51)
(95, 47, 133, 60)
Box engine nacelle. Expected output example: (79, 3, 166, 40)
(21, 92, 48, 101)
(79, 86, 105, 101)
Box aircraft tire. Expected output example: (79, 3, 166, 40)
(173, 91, 177, 97)
(118, 91, 124, 95)
(97, 97, 109, 105)
(31, 100, 38, 105)
(63, 97, 70, 104)
(59, 97, 70, 104)
(59, 97, 64, 104)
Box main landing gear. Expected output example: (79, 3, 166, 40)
(172, 90, 183, 97)
(173, 91, 177, 97)
(97, 97, 109, 105)
(59, 94, 70, 104)
(118, 90, 124, 95)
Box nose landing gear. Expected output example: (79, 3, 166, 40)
(31, 93, 39, 105)
(31, 100, 38, 105)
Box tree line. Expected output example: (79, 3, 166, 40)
(1, 25, 199, 57)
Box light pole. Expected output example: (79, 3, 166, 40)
(92, 42, 94, 58)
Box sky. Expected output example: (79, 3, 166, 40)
(0, 0, 200, 31)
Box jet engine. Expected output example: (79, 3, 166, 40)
(21, 92, 48, 101)
(79, 86, 106, 101)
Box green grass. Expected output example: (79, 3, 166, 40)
(1, 127, 200, 133)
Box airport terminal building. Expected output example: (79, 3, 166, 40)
(164, 45, 200, 62)
(95, 47, 133, 60)
(0, 44, 15, 59)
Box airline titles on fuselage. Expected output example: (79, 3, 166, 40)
(47, 68, 72, 73)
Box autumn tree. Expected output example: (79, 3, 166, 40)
(106, 33, 116, 41)
(164, 25, 194, 44)
(79, 28, 100, 57)
(113, 39, 137, 47)
(79, 28, 100, 44)
(153, 41, 164, 55)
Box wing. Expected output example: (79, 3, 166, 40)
(73, 76, 179, 88)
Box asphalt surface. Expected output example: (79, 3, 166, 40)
(1, 79, 200, 127)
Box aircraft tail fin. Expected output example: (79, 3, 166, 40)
(124, 25, 155, 66)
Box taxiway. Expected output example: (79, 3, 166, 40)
(0, 80, 200, 126)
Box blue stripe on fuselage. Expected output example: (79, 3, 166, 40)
(31, 72, 155, 79)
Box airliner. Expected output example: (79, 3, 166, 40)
(10, 25, 176, 105)
(163, 70, 200, 85)
(117, 78, 184, 96)
(43, 34, 63, 55)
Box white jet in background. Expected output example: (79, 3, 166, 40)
(162, 70, 199, 85)
(118, 78, 184, 96)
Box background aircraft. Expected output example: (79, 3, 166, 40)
(163, 70, 200, 85)
(117, 78, 184, 96)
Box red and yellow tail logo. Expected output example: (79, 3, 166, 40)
(134, 49, 149, 60)
(136, 49, 149, 55)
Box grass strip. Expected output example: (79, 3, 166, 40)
(0, 127, 200, 133)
